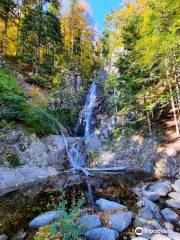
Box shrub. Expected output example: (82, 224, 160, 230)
(22, 105, 59, 135)
(27, 76, 51, 89)
(7, 154, 20, 167)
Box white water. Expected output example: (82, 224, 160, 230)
(61, 81, 97, 175)
(84, 81, 97, 138)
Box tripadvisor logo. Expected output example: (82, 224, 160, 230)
(135, 227, 172, 236)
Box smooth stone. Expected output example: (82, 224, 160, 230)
(151, 234, 171, 240)
(29, 211, 61, 228)
(143, 191, 160, 202)
(79, 214, 101, 231)
(166, 199, 180, 209)
(169, 192, 180, 201)
(148, 181, 171, 197)
(172, 179, 180, 192)
(139, 207, 154, 220)
(0, 235, 8, 240)
(168, 231, 180, 240)
(84, 227, 119, 240)
(108, 211, 133, 232)
(95, 198, 126, 211)
(142, 198, 162, 220)
(160, 208, 179, 221)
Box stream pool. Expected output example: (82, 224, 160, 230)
(0, 170, 155, 239)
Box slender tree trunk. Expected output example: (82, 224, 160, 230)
(1, 20, 8, 67)
(167, 78, 179, 135)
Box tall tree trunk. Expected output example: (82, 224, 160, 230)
(1, 20, 8, 67)
(167, 78, 179, 135)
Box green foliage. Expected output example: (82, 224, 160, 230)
(7, 154, 20, 167)
(34, 194, 85, 240)
(0, 68, 59, 135)
(103, 0, 179, 128)
(49, 195, 85, 240)
(27, 76, 51, 89)
(112, 127, 122, 140)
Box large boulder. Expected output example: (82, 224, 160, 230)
(42, 135, 67, 167)
(139, 207, 155, 220)
(160, 208, 179, 221)
(172, 179, 180, 192)
(79, 214, 101, 231)
(84, 227, 119, 240)
(138, 198, 161, 220)
(29, 211, 61, 228)
(108, 211, 133, 232)
(166, 199, 180, 209)
(85, 134, 102, 153)
(148, 181, 171, 197)
(95, 198, 127, 211)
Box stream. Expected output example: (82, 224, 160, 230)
(0, 170, 154, 237)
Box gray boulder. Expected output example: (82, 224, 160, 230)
(160, 208, 178, 221)
(141, 198, 162, 220)
(168, 231, 180, 240)
(0, 235, 8, 240)
(169, 192, 180, 201)
(95, 198, 126, 211)
(108, 211, 133, 232)
(84, 227, 119, 240)
(166, 199, 180, 209)
(143, 191, 160, 202)
(148, 181, 171, 197)
(29, 211, 61, 228)
(151, 234, 171, 240)
(172, 179, 180, 192)
(139, 207, 154, 220)
(79, 214, 101, 231)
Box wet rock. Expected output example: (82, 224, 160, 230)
(169, 192, 180, 201)
(168, 231, 180, 240)
(0, 235, 8, 240)
(108, 211, 133, 232)
(172, 179, 180, 192)
(151, 234, 171, 240)
(166, 199, 180, 209)
(160, 208, 179, 221)
(29, 211, 61, 228)
(84, 227, 119, 240)
(148, 181, 171, 197)
(139, 207, 154, 220)
(79, 214, 101, 231)
(95, 198, 126, 211)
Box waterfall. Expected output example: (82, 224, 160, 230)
(75, 80, 97, 137)
(61, 80, 97, 175)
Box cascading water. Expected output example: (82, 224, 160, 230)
(84, 81, 97, 138)
(75, 80, 97, 138)
(61, 80, 97, 175)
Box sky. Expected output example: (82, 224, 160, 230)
(88, 0, 121, 33)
